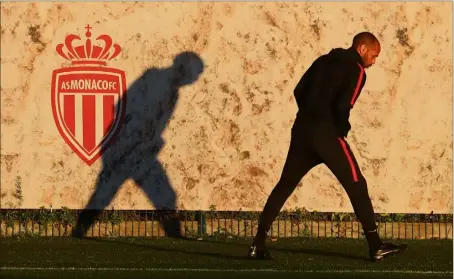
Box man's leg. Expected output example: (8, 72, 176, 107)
(316, 136, 380, 247)
(312, 131, 406, 260)
(252, 130, 321, 253)
(72, 168, 125, 237)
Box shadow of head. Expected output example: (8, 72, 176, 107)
(170, 51, 205, 87)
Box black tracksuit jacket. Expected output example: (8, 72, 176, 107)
(293, 47, 367, 138)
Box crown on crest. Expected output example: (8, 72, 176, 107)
(56, 25, 121, 66)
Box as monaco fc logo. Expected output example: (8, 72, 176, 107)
(51, 25, 127, 166)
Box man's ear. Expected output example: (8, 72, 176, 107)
(359, 44, 368, 55)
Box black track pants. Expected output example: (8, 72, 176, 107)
(254, 119, 379, 248)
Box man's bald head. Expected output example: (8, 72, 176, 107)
(351, 32, 381, 68)
(352, 32, 380, 48)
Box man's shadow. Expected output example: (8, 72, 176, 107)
(72, 51, 205, 238)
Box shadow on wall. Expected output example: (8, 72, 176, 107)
(72, 51, 205, 238)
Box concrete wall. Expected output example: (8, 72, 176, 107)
(1, 2, 452, 213)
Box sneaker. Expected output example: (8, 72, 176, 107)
(247, 244, 273, 260)
(370, 242, 408, 261)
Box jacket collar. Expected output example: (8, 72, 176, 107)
(347, 47, 365, 67)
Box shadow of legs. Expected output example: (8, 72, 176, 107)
(162, 217, 183, 238)
(72, 168, 125, 238)
(72, 209, 102, 237)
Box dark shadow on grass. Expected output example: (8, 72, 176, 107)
(272, 247, 368, 262)
(80, 237, 253, 261)
(189, 237, 370, 262)
(79, 236, 369, 262)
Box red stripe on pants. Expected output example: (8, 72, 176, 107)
(337, 138, 358, 182)
(83, 95, 96, 152)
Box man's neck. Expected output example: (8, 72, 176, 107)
(348, 46, 365, 66)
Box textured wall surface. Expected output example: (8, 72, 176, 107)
(1, 2, 452, 213)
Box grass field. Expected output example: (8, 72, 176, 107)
(0, 237, 452, 279)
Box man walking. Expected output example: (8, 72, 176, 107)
(248, 32, 407, 261)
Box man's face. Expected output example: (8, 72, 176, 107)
(359, 42, 381, 68)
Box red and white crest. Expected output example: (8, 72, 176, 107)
(51, 25, 127, 166)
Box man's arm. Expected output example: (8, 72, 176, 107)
(332, 62, 365, 137)
(293, 56, 343, 114)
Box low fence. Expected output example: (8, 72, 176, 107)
(0, 208, 452, 240)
